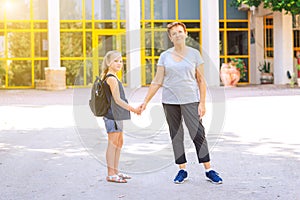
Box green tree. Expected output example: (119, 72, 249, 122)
(230, 0, 300, 15)
(0, 62, 5, 86)
(60, 1, 93, 86)
(8, 23, 32, 86)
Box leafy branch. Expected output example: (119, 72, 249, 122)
(230, 0, 300, 15)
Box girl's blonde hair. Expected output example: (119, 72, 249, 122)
(101, 50, 122, 79)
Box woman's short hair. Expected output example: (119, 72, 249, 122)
(167, 22, 187, 35)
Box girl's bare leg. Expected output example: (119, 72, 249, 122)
(114, 132, 123, 174)
(106, 132, 120, 176)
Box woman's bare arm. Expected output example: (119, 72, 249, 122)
(196, 64, 206, 117)
(141, 66, 165, 110)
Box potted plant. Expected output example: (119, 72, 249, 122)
(287, 71, 297, 88)
(258, 61, 274, 84)
(230, 58, 247, 81)
(220, 58, 246, 87)
(297, 64, 300, 86)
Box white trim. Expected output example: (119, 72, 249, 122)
(48, 0, 61, 69)
(125, 0, 141, 89)
(273, 11, 293, 84)
(201, 0, 220, 86)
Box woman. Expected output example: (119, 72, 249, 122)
(101, 50, 140, 183)
(140, 22, 222, 184)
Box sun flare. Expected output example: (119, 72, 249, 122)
(5, 1, 12, 10)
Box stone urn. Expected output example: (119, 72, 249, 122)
(260, 72, 274, 84)
(220, 63, 240, 87)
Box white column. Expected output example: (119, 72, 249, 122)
(201, 0, 220, 87)
(42, 0, 65, 90)
(273, 11, 293, 84)
(125, 0, 141, 89)
(48, 0, 60, 69)
(250, 15, 264, 84)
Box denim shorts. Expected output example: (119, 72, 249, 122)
(103, 117, 123, 133)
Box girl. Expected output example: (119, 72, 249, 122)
(101, 50, 140, 183)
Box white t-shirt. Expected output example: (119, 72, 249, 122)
(157, 46, 204, 104)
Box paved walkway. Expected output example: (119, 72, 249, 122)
(0, 85, 300, 200)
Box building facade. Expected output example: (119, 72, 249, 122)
(0, 0, 298, 89)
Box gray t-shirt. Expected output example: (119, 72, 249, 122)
(157, 47, 204, 104)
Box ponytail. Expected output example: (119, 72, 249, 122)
(101, 50, 122, 79)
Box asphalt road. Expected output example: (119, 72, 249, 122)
(0, 85, 300, 200)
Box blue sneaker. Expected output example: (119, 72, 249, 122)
(173, 169, 188, 184)
(206, 170, 223, 184)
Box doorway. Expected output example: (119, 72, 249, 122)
(92, 31, 126, 83)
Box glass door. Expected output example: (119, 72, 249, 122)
(93, 31, 126, 82)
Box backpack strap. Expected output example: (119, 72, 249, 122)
(101, 73, 116, 82)
(102, 74, 117, 106)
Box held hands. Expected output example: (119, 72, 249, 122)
(130, 106, 142, 115)
(139, 102, 147, 112)
(129, 102, 148, 115)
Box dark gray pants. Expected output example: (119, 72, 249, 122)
(163, 102, 210, 164)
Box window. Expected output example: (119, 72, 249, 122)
(141, 0, 201, 85)
(33, 0, 48, 20)
(264, 16, 273, 58)
(293, 15, 300, 57)
(226, 0, 247, 20)
(154, 0, 175, 20)
(5, 0, 31, 20)
(178, 0, 200, 20)
(219, 0, 250, 83)
(60, 0, 82, 20)
(227, 31, 248, 55)
(94, 0, 117, 20)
